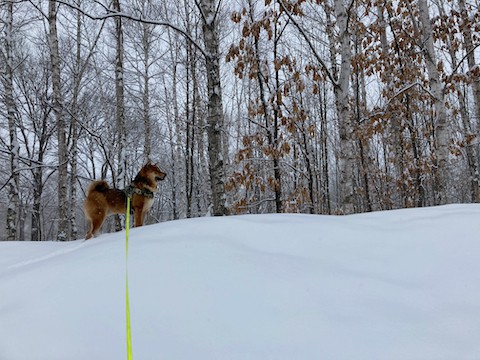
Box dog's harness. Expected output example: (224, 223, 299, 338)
(123, 184, 154, 199)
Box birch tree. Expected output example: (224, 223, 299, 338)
(195, 0, 228, 216)
(414, 0, 450, 204)
(68, 3, 82, 241)
(184, 0, 198, 218)
(113, 0, 127, 188)
(140, 18, 153, 161)
(48, 0, 69, 240)
(2, 1, 20, 240)
(330, 0, 355, 213)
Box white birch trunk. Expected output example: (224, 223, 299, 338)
(3, 1, 20, 240)
(417, 0, 450, 204)
(49, 0, 69, 240)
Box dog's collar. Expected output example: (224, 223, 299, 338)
(123, 185, 154, 199)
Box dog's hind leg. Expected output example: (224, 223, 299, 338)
(85, 211, 106, 239)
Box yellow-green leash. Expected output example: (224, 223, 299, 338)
(125, 196, 133, 360)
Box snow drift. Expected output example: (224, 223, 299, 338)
(1, 204, 480, 360)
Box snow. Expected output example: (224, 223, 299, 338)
(1, 204, 480, 360)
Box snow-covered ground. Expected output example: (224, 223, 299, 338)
(1, 204, 480, 360)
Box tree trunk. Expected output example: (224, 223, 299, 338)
(142, 21, 152, 161)
(49, 0, 69, 241)
(353, 24, 372, 212)
(416, 0, 450, 204)
(272, 12, 283, 213)
(3, 1, 20, 240)
(185, 16, 197, 218)
(113, 0, 126, 231)
(331, 0, 356, 214)
(32, 167, 43, 241)
(166, 103, 179, 220)
(248, 0, 283, 213)
(31, 109, 49, 241)
(301, 130, 315, 214)
(165, 28, 182, 219)
(113, 0, 126, 188)
(197, 0, 228, 216)
(69, 3, 82, 241)
(319, 85, 331, 214)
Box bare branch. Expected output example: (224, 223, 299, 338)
(358, 81, 437, 125)
(277, 0, 339, 87)
(448, 41, 480, 79)
(43, 0, 209, 59)
(193, 0, 207, 24)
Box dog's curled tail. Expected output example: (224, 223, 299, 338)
(86, 180, 110, 196)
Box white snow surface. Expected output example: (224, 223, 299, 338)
(1, 204, 480, 360)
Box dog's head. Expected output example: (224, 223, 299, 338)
(143, 161, 167, 182)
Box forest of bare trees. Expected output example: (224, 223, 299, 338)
(1, 0, 479, 240)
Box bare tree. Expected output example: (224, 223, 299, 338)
(2, 1, 20, 240)
(330, 0, 356, 213)
(48, 0, 69, 240)
(68, 2, 82, 240)
(195, 0, 228, 216)
(113, 0, 127, 184)
(414, 0, 450, 204)
(112, 0, 127, 232)
(184, 0, 197, 218)
(140, 18, 153, 161)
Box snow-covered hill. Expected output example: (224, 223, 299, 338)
(1, 204, 480, 360)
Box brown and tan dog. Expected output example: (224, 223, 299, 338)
(84, 162, 166, 239)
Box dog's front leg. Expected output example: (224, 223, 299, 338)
(133, 208, 144, 227)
